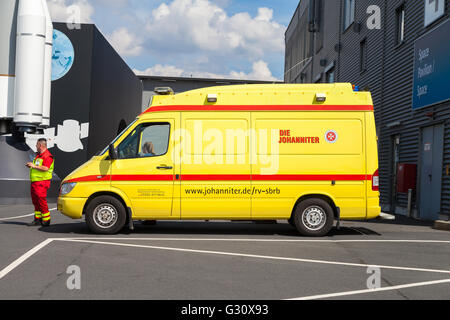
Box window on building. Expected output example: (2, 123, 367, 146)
(343, 0, 355, 30)
(424, 0, 445, 27)
(300, 11, 312, 66)
(326, 68, 335, 83)
(396, 5, 405, 44)
(360, 39, 367, 73)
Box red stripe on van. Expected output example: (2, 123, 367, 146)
(181, 174, 252, 181)
(66, 175, 110, 183)
(141, 105, 374, 114)
(252, 175, 369, 181)
(110, 175, 174, 181)
(182, 174, 369, 181)
(66, 174, 371, 183)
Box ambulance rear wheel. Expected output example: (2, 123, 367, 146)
(86, 196, 126, 234)
(293, 199, 334, 237)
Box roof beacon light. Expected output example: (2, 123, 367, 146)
(315, 93, 327, 103)
(207, 94, 218, 103)
(154, 87, 174, 95)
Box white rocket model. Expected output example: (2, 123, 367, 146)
(0, 0, 53, 134)
(42, 0, 53, 128)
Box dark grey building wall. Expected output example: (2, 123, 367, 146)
(51, 23, 142, 180)
(375, 1, 450, 216)
(310, 0, 341, 85)
(88, 26, 142, 158)
(285, 0, 450, 219)
(139, 76, 281, 112)
(51, 23, 93, 180)
(284, 1, 312, 83)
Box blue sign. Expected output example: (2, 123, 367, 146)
(412, 19, 450, 110)
(51, 30, 75, 81)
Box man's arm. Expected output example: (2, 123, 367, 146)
(26, 162, 49, 172)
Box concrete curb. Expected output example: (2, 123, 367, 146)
(379, 212, 396, 220)
(434, 221, 450, 231)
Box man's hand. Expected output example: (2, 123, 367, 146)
(26, 162, 49, 172)
(26, 162, 35, 169)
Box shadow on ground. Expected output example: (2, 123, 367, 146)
(365, 215, 435, 227)
(31, 221, 383, 237)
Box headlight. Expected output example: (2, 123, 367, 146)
(60, 183, 77, 196)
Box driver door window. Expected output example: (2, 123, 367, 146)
(117, 123, 170, 159)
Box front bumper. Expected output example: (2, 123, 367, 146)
(57, 196, 86, 219)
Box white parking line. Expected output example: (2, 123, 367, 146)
(287, 278, 450, 300)
(0, 239, 54, 280)
(0, 208, 57, 222)
(58, 238, 450, 275)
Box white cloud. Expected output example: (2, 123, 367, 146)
(230, 60, 279, 81)
(94, 0, 128, 7)
(107, 28, 143, 57)
(134, 60, 279, 81)
(144, 0, 285, 58)
(134, 65, 185, 78)
(255, 7, 273, 22)
(47, 0, 94, 23)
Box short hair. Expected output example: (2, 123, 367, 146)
(37, 138, 47, 147)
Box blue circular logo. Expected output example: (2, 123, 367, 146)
(51, 30, 75, 81)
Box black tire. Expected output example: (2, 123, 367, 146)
(85, 196, 127, 235)
(293, 198, 334, 237)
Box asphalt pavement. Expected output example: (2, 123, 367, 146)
(0, 203, 449, 300)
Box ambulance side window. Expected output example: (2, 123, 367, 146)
(117, 123, 170, 159)
(139, 124, 171, 157)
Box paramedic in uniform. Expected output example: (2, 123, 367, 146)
(26, 138, 55, 227)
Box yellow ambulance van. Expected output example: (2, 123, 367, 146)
(57, 83, 380, 236)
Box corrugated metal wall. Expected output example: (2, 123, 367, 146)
(285, 0, 450, 218)
(285, 1, 313, 83)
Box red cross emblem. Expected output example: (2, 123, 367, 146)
(325, 130, 338, 143)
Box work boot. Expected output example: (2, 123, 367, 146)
(41, 219, 51, 227)
(28, 218, 42, 227)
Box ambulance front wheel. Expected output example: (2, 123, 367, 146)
(293, 198, 334, 237)
(85, 196, 127, 235)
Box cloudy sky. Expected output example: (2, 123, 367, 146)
(46, 0, 299, 81)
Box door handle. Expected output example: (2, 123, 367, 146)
(157, 165, 173, 170)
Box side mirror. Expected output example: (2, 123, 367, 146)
(109, 144, 118, 160)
